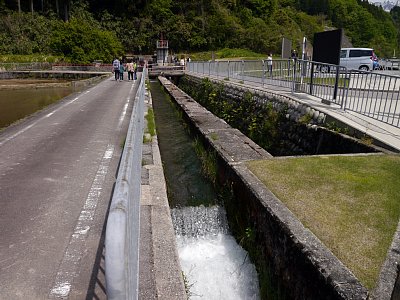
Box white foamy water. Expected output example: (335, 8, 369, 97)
(172, 206, 260, 300)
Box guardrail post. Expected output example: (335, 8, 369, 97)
(309, 62, 315, 96)
(291, 60, 297, 93)
(262, 60, 266, 86)
(227, 61, 230, 80)
(241, 60, 244, 82)
(341, 68, 350, 110)
(333, 67, 340, 101)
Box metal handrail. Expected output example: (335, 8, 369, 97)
(188, 60, 400, 128)
(105, 67, 146, 300)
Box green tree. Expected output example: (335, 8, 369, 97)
(50, 17, 123, 62)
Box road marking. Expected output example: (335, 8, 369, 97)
(49, 144, 114, 298)
(118, 83, 135, 129)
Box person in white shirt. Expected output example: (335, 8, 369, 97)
(267, 53, 273, 77)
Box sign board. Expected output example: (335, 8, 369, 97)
(312, 29, 342, 65)
(281, 37, 292, 59)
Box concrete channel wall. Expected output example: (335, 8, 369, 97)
(157, 76, 373, 299)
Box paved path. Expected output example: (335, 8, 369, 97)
(0, 75, 139, 299)
(285, 89, 400, 152)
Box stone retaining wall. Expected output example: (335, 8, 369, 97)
(176, 75, 380, 156)
(157, 76, 372, 299)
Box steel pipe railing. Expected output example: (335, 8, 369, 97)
(187, 60, 400, 128)
(105, 67, 146, 300)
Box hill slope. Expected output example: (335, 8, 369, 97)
(0, 0, 398, 60)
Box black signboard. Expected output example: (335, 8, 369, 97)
(313, 29, 342, 65)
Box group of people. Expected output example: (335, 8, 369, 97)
(112, 58, 138, 81)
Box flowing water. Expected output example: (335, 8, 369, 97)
(172, 206, 260, 299)
(0, 82, 76, 129)
(151, 80, 260, 299)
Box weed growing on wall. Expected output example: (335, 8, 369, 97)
(178, 77, 288, 154)
(145, 108, 156, 137)
(192, 137, 218, 185)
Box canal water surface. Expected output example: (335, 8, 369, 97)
(0, 80, 77, 129)
(150, 80, 260, 299)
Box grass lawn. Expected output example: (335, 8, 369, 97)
(246, 154, 400, 290)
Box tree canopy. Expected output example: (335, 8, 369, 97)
(0, 0, 399, 62)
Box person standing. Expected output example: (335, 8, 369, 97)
(291, 49, 298, 60)
(119, 61, 125, 81)
(127, 60, 134, 80)
(112, 58, 120, 81)
(267, 53, 273, 77)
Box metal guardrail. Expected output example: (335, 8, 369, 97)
(345, 70, 400, 127)
(105, 68, 146, 300)
(187, 60, 400, 128)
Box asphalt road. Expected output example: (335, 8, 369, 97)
(0, 75, 139, 299)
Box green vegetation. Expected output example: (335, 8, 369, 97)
(0, 9, 122, 63)
(192, 137, 218, 184)
(143, 108, 156, 143)
(189, 48, 265, 61)
(0, 54, 62, 63)
(0, 0, 399, 62)
(247, 154, 400, 289)
(179, 78, 287, 153)
(145, 108, 156, 137)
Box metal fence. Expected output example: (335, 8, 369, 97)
(105, 68, 146, 300)
(187, 60, 400, 128)
(345, 70, 400, 127)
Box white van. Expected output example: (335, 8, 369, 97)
(340, 48, 375, 71)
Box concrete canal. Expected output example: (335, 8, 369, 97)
(150, 80, 260, 299)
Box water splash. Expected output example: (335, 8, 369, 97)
(172, 205, 260, 300)
(171, 205, 229, 238)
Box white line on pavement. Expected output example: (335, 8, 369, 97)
(49, 144, 114, 298)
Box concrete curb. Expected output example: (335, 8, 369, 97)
(139, 82, 186, 300)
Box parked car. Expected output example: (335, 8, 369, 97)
(340, 48, 375, 71)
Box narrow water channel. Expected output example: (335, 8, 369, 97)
(150, 80, 260, 299)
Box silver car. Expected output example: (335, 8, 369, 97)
(340, 48, 375, 71)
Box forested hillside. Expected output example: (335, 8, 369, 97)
(0, 0, 398, 62)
